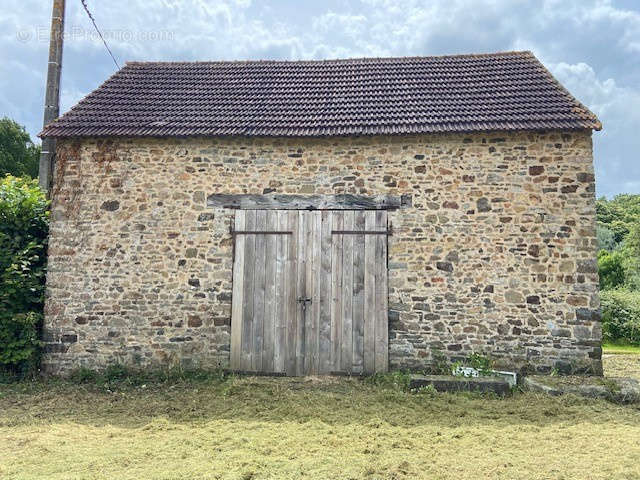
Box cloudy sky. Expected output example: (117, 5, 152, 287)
(2, 0, 638, 197)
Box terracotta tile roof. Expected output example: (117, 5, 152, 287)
(40, 51, 601, 138)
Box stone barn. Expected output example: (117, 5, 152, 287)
(39, 51, 603, 376)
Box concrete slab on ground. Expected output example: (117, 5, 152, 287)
(524, 375, 640, 404)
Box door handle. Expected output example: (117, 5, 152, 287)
(297, 297, 312, 311)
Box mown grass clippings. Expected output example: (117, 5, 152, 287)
(1, 377, 640, 479)
(1, 358, 639, 479)
(604, 353, 640, 379)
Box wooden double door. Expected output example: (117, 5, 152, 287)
(230, 209, 389, 376)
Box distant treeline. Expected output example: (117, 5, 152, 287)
(597, 194, 640, 345)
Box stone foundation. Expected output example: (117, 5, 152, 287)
(42, 130, 602, 375)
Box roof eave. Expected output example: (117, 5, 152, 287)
(40, 123, 602, 140)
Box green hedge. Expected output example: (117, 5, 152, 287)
(0, 175, 48, 377)
(601, 289, 640, 345)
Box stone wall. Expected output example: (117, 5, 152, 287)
(42, 130, 602, 375)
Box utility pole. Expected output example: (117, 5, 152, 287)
(39, 0, 65, 194)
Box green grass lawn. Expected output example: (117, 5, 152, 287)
(1, 356, 640, 480)
(603, 341, 640, 355)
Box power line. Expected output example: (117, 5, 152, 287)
(79, 0, 120, 69)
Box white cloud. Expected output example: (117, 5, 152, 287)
(550, 61, 640, 197)
(312, 12, 368, 37)
(60, 87, 88, 117)
(551, 63, 617, 116)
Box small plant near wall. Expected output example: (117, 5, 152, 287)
(466, 352, 494, 375)
(452, 352, 494, 377)
(451, 352, 518, 386)
(429, 347, 451, 375)
(409, 384, 437, 396)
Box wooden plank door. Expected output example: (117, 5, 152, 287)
(230, 209, 388, 375)
(328, 210, 388, 374)
(230, 209, 293, 374)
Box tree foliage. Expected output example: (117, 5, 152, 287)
(0, 117, 40, 178)
(623, 222, 640, 290)
(596, 194, 640, 290)
(0, 175, 49, 376)
(598, 249, 626, 291)
(596, 194, 640, 244)
(601, 290, 640, 345)
(597, 194, 640, 344)
(596, 225, 617, 252)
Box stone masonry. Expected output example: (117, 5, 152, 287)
(42, 130, 602, 375)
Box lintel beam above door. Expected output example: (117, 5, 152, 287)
(207, 194, 411, 210)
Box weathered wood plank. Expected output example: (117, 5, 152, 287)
(230, 210, 245, 370)
(319, 211, 333, 374)
(375, 210, 389, 372)
(307, 212, 321, 374)
(262, 210, 277, 372)
(286, 210, 299, 376)
(330, 212, 343, 372)
(296, 210, 307, 376)
(241, 210, 256, 371)
(207, 194, 408, 210)
(341, 211, 354, 373)
(251, 210, 267, 372)
(274, 211, 288, 374)
(363, 211, 376, 374)
(304, 210, 315, 374)
(352, 211, 366, 374)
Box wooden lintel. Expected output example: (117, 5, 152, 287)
(207, 194, 411, 210)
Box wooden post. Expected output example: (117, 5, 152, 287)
(39, 0, 65, 194)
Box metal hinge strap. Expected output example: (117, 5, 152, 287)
(331, 230, 391, 235)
